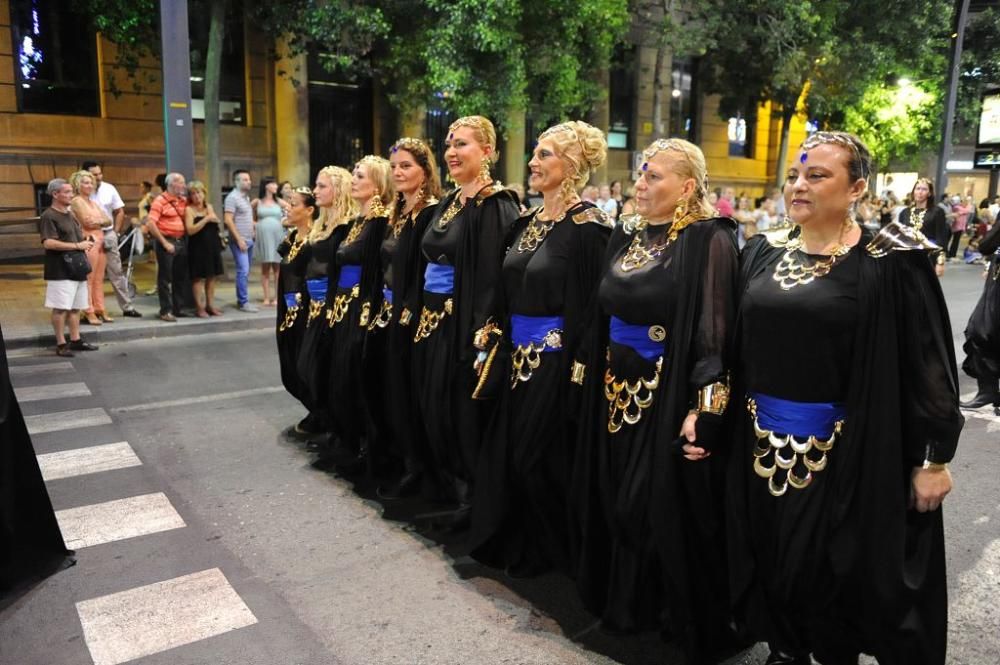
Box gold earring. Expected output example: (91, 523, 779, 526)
(479, 157, 491, 182)
(559, 179, 576, 205)
(368, 196, 386, 219)
(673, 197, 689, 223)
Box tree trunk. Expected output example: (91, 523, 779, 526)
(652, 42, 668, 139)
(204, 0, 227, 212)
(774, 104, 795, 188)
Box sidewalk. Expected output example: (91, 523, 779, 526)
(0, 253, 276, 350)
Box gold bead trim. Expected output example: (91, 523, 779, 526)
(279, 293, 302, 332)
(307, 299, 326, 324)
(509, 329, 563, 388)
(368, 298, 393, 331)
(327, 285, 360, 328)
(413, 299, 453, 342)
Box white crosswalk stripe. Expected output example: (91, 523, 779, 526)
(37, 441, 142, 481)
(55, 492, 186, 549)
(8, 360, 75, 377)
(14, 381, 91, 402)
(24, 407, 112, 434)
(76, 568, 258, 665)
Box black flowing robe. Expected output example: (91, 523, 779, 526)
(296, 226, 348, 414)
(469, 202, 611, 573)
(412, 185, 519, 500)
(727, 223, 964, 665)
(327, 213, 388, 453)
(962, 221, 1000, 380)
(0, 324, 73, 590)
(569, 217, 739, 659)
(276, 228, 313, 409)
(362, 203, 438, 476)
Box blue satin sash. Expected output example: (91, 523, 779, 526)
(337, 264, 362, 289)
(609, 316, 665, 363)
(750, 392, 846, 439)
(283, 292, 299, 308)
(511, 314, 565, 349)
(306, 278, 328, 302)
(424, 263, 455, 294)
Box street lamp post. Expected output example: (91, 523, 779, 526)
(159, 0, 196, 179)
(936, 0, 971, 198)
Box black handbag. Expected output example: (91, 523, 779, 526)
(62, 250, 92, 281)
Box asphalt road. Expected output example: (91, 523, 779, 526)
(1, 261, 997, 665)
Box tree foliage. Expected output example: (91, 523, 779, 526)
(956, 8, 1000, 143)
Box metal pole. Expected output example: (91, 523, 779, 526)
(936, 0, 971, 198)
(159, 0, 195, 178)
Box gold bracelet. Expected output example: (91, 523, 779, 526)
(921, 460, 948, 472)
(696, 380, 730, 415)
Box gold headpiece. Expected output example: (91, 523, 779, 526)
(391, 137, 430, 155)
(800, 131, 871, 180)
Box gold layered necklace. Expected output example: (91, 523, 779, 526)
(518, 199, 579, 253)
(620, 212, 702, 272)
(909, 206, 927, 231)
(286, 233, 307, 262)
(344, 217, 367, 245)
(391, 209, 415, 238)
(437, 195, 464, 229)
(772, 219, 854, 290)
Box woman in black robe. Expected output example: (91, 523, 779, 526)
(367, 138, 442, 497)
(0, 323, 75, 591)
(275, 187, 317, 415)
(960, 219, 1000, 411)
(727, 132, 963, 665)
(319, 156, 391, 473)
(469, 121, 611, 577)
(412, 115, 519, 517)
(571, 138, 738, 663)
(295, 166, 355, 439)
(898, 177, 948, 277)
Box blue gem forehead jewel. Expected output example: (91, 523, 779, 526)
(641, 162, 649, 171)
(799, 153, 808, 164)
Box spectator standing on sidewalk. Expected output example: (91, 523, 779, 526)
(146, 172, 190, 322)
(83, 161, 141, 318)
(38, 178, 98, 356)
(69, 170, 110, 326)
(184, 180, 225, 318)
(949, 194, 971, 260)
(224, 170, 258, 312)
(253, 176, 285, 307)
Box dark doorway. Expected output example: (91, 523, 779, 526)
(308, 54, 373, 177)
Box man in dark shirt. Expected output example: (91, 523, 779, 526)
(38, 179, 99, 356)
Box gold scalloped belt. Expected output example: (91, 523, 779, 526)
(510, 329, 563, 389)
(748, 397, 843, 497)
(279, 293, 302, 332)
(327, 285, 360, 328)
(604, 356, 663, 433)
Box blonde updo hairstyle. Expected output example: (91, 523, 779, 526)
(69, 170, 95, 195)
(355, 155, 394, 210)
(449, 115, 499, 165)
(310, 165, 358, 243)
(538, 121, 608, 202)
(642, 138, 715, 219)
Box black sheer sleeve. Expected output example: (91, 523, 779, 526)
(358, 216, 389, 321)
(689, 223, 739, 393)
(896, 251, 964, 465)
(566, 220, 612, 381)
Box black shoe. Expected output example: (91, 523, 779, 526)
(173, 310, 190, 318)
(68, 339, 98, 351)
(960, 377, 1000, 409)
(377, 471, 422, 500)
(55, 343, 75, 357)
(960, 392, 999, 409)
(122, 308, 142, 318)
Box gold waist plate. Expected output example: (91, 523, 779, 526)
(747, 397, 843, 497)
(413, 299, 453, 342)
(279, 293, 303, 332)
(604, 356, 662, 433)
(327, 285, 360, 328)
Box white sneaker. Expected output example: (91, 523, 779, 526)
(238, 303, 259, 313)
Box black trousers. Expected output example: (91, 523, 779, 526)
(155, 237, 190, 315)
(946, 230, 963, 258)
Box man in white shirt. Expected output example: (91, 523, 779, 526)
(83, 161, 141, 317)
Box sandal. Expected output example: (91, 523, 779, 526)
(207, 307, 224, 316)
(195, 309, 210, 318)
(84, 313, 103, 326)
(98, 311, 114, 323)
(55, 343, 75, 357)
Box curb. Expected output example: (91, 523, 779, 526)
(5, 312, 276, 350)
